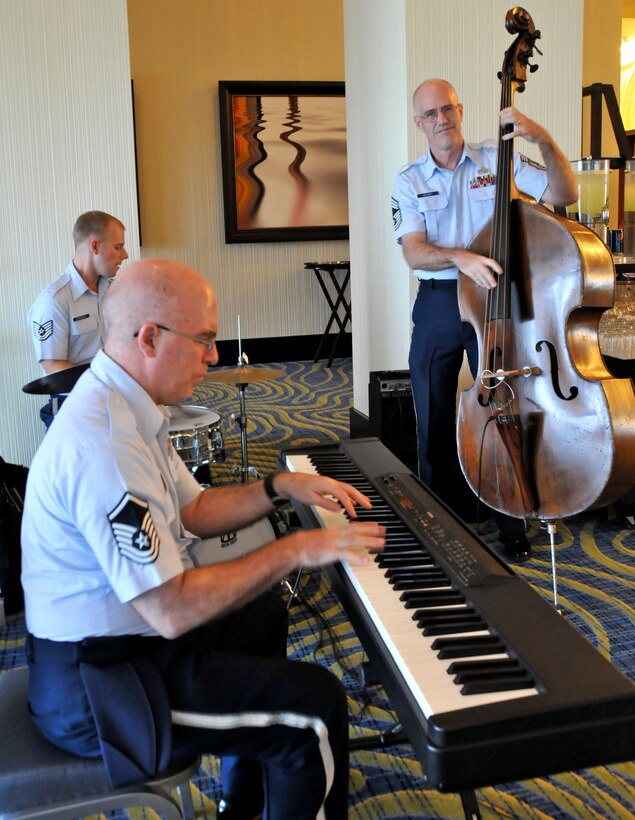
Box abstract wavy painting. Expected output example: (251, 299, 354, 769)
(219, 81, 349, 242)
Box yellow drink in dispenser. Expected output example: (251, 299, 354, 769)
(566, 159, 610, 244)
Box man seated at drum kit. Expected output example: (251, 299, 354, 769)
(27, 210, 129, 428)
(21, 258, 386, 820)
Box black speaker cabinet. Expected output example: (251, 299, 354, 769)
(368, 370, 417, 473)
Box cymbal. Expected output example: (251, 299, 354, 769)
(201, 365, 284, 385)
(22, 362, 90, 395)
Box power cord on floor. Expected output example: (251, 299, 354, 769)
(283, 566, 409, 751)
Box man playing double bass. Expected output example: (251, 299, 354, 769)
(391, 78, 577, 561)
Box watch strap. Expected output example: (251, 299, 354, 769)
(263, 473, 287, 507)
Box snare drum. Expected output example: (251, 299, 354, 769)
(191, 516, 276, 566)
(167, 404, 225, 469)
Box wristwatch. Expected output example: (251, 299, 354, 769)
(263, 473, 287, 507)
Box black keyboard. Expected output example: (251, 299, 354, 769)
(281, 437, 635, 792)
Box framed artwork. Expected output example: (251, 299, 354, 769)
(218, 80, 348, 243)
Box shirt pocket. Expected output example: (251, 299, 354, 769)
(70, 312, 98, 337)
(417, 190, 448, 243)
(467, 184, 496, 203)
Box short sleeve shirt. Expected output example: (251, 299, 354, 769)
(28, 262, 112, 365)
(21, 350, 202, 640)
(391, 140, 549, 279)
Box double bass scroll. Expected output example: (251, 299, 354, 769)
(456, 7, 635, 522)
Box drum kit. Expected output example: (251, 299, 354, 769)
(23, 361, 284, 485)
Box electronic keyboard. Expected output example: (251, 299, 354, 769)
(281, 437, 635, 792)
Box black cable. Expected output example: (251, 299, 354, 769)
(287, 572, 406, 746)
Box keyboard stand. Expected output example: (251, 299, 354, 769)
(460, 790, 482, 820)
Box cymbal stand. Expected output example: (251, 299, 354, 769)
(233, 318, 259, 483)
(233, 378, 260, 483)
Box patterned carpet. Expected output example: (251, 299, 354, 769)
(1, 358, 634, 818)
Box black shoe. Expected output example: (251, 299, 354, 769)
(501, 532, 532, 562)
(217, 796, 263, 820)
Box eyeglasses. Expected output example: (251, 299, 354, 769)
(417, 103, 459, 123)
(133, 323, 216, 352)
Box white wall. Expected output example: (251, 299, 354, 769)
(0, 0, 140, 465)
(344, 0, 583, 416)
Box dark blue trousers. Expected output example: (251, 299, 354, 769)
(28, 591, 349, 819)
(409, 279, 524, 534)
(39, 394, 67, 429)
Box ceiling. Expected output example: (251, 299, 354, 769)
(626, 1, 635, 18)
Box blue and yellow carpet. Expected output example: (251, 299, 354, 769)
(1, 358, 634, 818)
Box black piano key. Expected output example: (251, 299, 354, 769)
(447, 658, 520, 674)
(415, 608, 474, 624)
(386, 536, 432, 562)
(349, 508, 393, 520)
(387, 574, 446, 588)
(431, 635, 506, 658)
(390, 577, 450, 590)
(382, 539, 431, 550)
(460, 674, 536, 695)
(386, 570, 441, 582)
(380, 548, 432, 559)
(370, 518, 414, 540)
(455, 669, 527, 685)
(381, 544, 434, 555)
(380, 555, 440, 568)
(384, 569, 447, 588)
(401, 589, 464, 608)
(421, 617, 486, 636)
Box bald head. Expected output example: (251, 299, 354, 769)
(103, 259, 215, 352)
(412, 79, 458, 115)
(412, 79, 464, 167)
(101, 258, 218, 404)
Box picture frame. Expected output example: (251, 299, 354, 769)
(218, 80, 349, 243)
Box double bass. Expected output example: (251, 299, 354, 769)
(457, 7, 635, 522)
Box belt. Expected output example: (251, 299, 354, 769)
(418, 278, 457, 291)
(27, 633, 167, 665)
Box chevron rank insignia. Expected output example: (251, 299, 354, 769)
(391, 196, 402, 230)
(108, 492, 160, 564)
(33, 320, 54, 341)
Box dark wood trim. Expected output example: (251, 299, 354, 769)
(215, 333, 351, 365)
(218, 80, 348, 243)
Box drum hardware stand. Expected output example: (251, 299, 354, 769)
(281, 567, 306, 610)
(231, 376, 260, 484)
(233, 316, 258, 483)
(203, 317, 284, 484)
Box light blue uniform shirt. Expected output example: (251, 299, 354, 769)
(21, 350, 202, 640)
(28, 262, 112, 365)
(391, 140, 548, 280)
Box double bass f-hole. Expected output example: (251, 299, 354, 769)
(535, 340, 579, 401)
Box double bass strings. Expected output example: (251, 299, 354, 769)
(482, 71, 516, 412)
